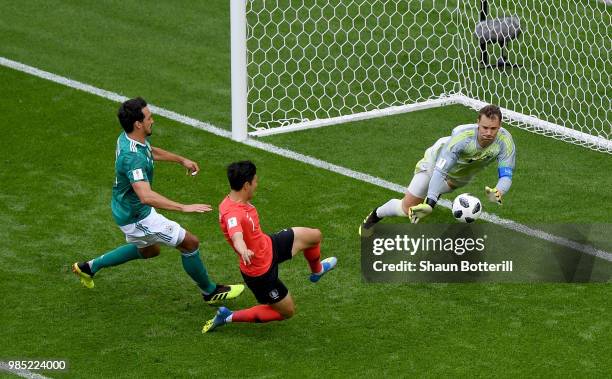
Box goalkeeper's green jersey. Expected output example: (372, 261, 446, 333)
(417, 123, 515, 184)
(111, 132, 154, 226)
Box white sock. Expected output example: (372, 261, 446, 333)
(225, 314, 233, 323)
(376, 199, 407, 218)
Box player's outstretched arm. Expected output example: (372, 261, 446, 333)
(484, 186, 503, 205)
(230, 232, 255, 265)
(131, 181, 211, 213)
(488, 132, 515, 206)
(151, 146, 200, 175)
(485, 168, 513, 206)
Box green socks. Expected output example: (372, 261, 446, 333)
(89, 244, 142, 274)
(88, 245, 216, 294)
(181, 249, 216, 294)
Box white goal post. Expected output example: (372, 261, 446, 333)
(230, 0, 611, 153)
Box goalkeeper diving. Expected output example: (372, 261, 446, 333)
(360, 104, 515, 232)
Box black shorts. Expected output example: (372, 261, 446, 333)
(241, 228, 294, 304)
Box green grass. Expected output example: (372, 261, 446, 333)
(0, 1, 611, 378)
(1, 50, 611, 379)
(0, 0, 233, 128)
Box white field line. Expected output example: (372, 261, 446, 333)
(1, 56, 610, 262)
(0, 362, 52, 379)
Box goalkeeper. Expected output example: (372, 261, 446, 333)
(360, 104, 515, 231)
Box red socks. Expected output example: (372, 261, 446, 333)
(304, 244, 323, 273)
(232, 305, 284, 323)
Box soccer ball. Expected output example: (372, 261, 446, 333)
(452, 193, 482, 223)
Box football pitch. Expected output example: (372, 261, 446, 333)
(1, 1, 610, 378)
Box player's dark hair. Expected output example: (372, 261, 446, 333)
(478, 104, 502, 123)
(117, 97, 147, 133)
(227, 161, 257, 191)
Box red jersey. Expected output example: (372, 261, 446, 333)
(219, 196, 273, 277)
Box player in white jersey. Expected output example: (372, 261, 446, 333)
(360, 104, 515, 233)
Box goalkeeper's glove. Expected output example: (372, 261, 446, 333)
(408, 198, 435, 224)
(485, 186, 503, 205)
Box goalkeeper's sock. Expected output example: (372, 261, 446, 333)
(89, 244, 143, 274)
(181, 249, 217, 294)
(376, 199, 407, 217)
(303, 244, 323, 274)
(231, 305, 285, 323)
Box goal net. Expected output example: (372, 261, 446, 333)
(231, 0, 610, 153)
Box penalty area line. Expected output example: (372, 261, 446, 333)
(1, 56, 610, 262)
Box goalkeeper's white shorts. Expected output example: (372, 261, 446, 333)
(407, 171, 453, 199)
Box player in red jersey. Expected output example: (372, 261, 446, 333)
(203, 160, 337, 333)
